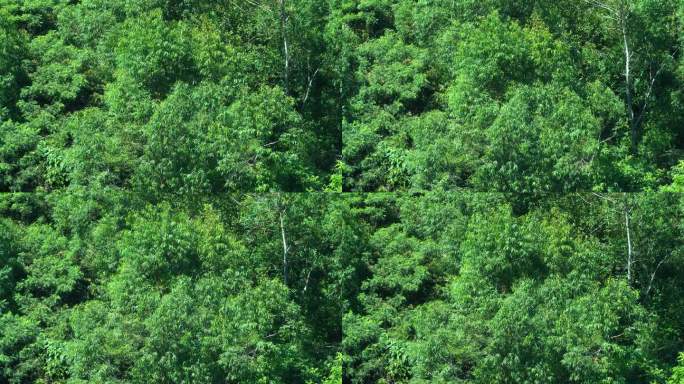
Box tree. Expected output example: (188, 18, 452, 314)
(584, 0, 680, 152)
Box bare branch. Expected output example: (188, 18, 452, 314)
(279, 0, 290, 93)
(302, 268, 312, 293)
(583, 0, 618, 15)
(625, 209, 633, 285)
(645, 254, 671, 296)
(302, 67, 321, 107)
(280, 206, 289, 285)
(634, 47, 680, 129)
(592, 192, 619, 204)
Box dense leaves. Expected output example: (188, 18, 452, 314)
(0, 192, 359, 383)
(2, 1, 684, 383)
(343, 193, 684, 383)
(341, 0, 684, 192)
(1, 1, 346, 381)
(0, 0, 341, 194)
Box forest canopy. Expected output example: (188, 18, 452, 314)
(343, 192, 684, 383)
(1, 1, 684, 383)
(0, 0, 342, 195)
(340, 0, 684, 192)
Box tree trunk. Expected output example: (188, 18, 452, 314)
(280, 208, 289, 286)
(624, 207, 633, 285)
(621, 19, 636, 153)
(279, 0, 289, 93)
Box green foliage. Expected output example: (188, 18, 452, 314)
(0, 0, 339, 195)
(663, 161, 684, 192)
(670, 353, 684, 384)
(115, 10, 195, 98)
(2, 2, 684, 384)
(0, 194, 351, 383)
(0, 2, 352, 380)
(0, 11, 25, 119)
(341, 1, 684, 191)
(470, 83, 601, 192)
(344, 193, 684, 383)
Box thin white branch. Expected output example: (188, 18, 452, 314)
(583, 0, 618, 15)
(302, 67, 321, 107)
(279, 0, 289, 93)
(645, 254, 671, 296)
(302, 268, 312, 293)
(625, 209, 633, 285)
(280, 208, 289, 285)
(634, 47, 679, 129)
